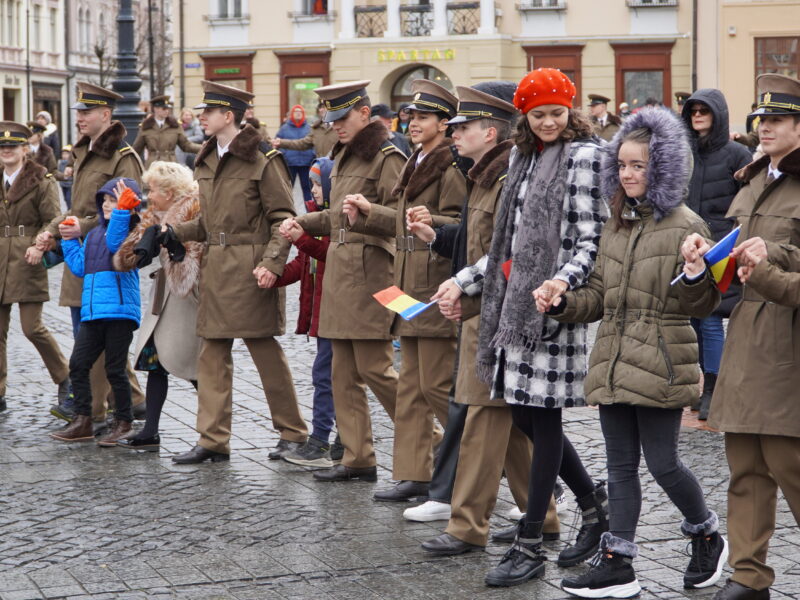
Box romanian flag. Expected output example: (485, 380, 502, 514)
(704, 226, 741, 293)
(373, 286, 437, 321)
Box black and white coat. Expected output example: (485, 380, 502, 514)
(454, 139, 607, 408)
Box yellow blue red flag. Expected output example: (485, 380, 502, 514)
(703, 226, 741, 293)
(373, 286, 437, 320)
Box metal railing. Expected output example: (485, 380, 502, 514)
(626, 0, 678, 7)
(447, 2, 480, 34)
(517, 0, 566, 9)
(354, 5, 387, 37)
(400, 3, 433, 37)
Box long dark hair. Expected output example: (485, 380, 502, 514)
(513, 108, 594, 156)
(610, 127, 652, 230)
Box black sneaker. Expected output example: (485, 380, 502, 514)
(50, 393, 76, 422)
(283, 437, 332, 468)
(330, 434, 344, 465)
(561, 551, 641, 598)
(0, 396, 6, 412)
(268, 439, 303, 460)
(684, 531, 728, 589)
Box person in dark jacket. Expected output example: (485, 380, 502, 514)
(271, 157, 342, 468)
(50, 177, 142, 447)
(276, 105, 316, 204)
(681, 89, 753, 420)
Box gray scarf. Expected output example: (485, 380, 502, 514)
(477, 141, 571, 383)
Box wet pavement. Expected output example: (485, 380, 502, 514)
(1, 190, 798, 600)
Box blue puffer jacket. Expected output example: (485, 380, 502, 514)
(62, 178, 142, 326)
(276, 118, 315, 167)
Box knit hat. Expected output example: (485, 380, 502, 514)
(513, 68, 576, 114)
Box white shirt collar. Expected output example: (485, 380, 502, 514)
(3, 164, 22, 188)
(767, 164, 782, 181)
(155, 118, 165, 128)
(30, 143, 39, 153)
(416, 151, 427, 166)
(217, 140, 231, 158)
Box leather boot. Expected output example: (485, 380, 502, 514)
(96, 420, 133, 447)
(698, 372, 717, 421)
(50, 414, 94, 441)
(485, 520, 547, 587)
(557, 481, 609, 567)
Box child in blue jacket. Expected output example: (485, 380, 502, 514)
(50, 177, 142, 446)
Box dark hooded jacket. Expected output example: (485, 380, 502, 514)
(554, 108, 720, 409)
(681, 89, 752, 316)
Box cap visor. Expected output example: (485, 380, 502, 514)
(323, 106, 352, 123)
(194, 101, 212, 110)
(447, 115, 480, 125)
(406, 103, 441, 114)
(71, 101, 91, 110)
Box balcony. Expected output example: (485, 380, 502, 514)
(447, 2, 479, 35)
(351, 1, 489, 38)
(354, 5, 387, 38)
(518, 0, 566, 10)
(627, 0, 678, 7)
(400, 3, 432, 37)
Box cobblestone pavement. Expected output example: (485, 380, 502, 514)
(1, 189, 798, 600)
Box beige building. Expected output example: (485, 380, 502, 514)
(175, 0, 703, 129)
(697, 0, 800, 132)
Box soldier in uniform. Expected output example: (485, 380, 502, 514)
(242, 106, 271, 143)
(26, 122, 57, 174)
(284, 80, 406, 482)
(163, 80, 308, 464)
(273, 101, 338, 158)
(342, 80, 464, 500)
(588, 94, 621, 142)
(36, 82, 145, 424)
(0, 122, 70, 412)
(675, 90, 691, 113)
(132, 95, 202, 167)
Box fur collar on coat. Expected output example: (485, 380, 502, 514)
(330, 121, 389, 164)
(736, 146, 800, 183)
(194, 124, 263, 166)
(5, 158, 46, 204)
(392, 139, 454, 199)
(469, 140, 514, 188)
(74, 121, 128, 159)
(141, 114, 180, 130)
(601, 107, 692, 221)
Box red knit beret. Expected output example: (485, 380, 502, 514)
(513, 68, 576, 114)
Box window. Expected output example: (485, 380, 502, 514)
(217, 0, 242, 18)
(32, 4, 40, 50)
(523, 45, 583, 106)
(50, 7, 57, 53)
(612, 42, 674, 109)
(391, 65, 453, 108)
(755, 37, 800, 82)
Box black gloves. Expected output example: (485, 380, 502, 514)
(133, 225, 161, 268)
(156, 224, 186, 262)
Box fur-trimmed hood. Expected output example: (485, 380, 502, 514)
(330, 121, 389, 164)
(602, 107, 692, 221)
(736, 146, 800, 183)
(114, 192, 203, 298)
(469, 140, 513, 189)
(141, 114, 180, 130)
(74, 120, 128, 159)
(392, 139, 455, 199)
(195, 124, 262, 166)
(4, 158, 46, 204)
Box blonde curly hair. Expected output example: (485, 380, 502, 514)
(142, 161, 198, 202)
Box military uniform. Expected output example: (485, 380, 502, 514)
(132, 96, 202, 167)
(588, 94, 621, 142)
(27, 122, 57, 174)
(295, 80, 406, 478)
(171, 80, 307, 459)
(277, 119, 338, 158)
(0, 123, 69, 406)
(350, 80, 464, 489)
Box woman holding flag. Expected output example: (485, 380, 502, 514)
(536, 107, 728, 598)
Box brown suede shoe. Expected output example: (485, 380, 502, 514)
(96, 420, 132, 447)
(50, 415, 94, 442)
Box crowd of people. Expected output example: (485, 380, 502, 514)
(0, 66, 798, 600)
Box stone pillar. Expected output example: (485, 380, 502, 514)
(339, 0, 355, 39)
(478, 0, 496, 35)
(385, 0, 401, 38)
(431, 0, 448, 36)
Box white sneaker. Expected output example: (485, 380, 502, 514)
(403, 500, 451, 522)
(506, 506, 525, 520)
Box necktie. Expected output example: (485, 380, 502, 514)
(4, 180, 9, 192)
(765, 173, 776, 186)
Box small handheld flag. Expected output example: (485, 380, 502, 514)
(373, 286, 437, 321)
(670, 226, 741, 292)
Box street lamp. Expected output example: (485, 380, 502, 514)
(112, 0, 144, 143)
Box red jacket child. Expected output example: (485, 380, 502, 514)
(274, 233, 329, 337)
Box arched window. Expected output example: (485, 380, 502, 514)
(390, 65, 453, 109)
(85, 8, 92, 53)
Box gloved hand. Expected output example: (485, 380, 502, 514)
(156, 225, 186, 262)
(133, 225, 162, 269)
(117, 187, 141, 211)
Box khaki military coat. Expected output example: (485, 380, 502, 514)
(352, 139, 464, 337)
(278, 119, 338, 158)
(44, 121, 143, 307)
(0, 159, 60, 304)
(592, 114, 622, 143)
(172, 124, 295, 339)
(31, 144, 57, 174)
(132, 115, 202, 167)
(455, 141, 512, 406)
(296, 121, 405, 340)
(556, 202, 719, 409)
(709, 148, 800, 438)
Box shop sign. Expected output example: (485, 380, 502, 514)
(377, 48, 455, 62)
(214, 67, 241, 74)
(185, 62, 201, 69)
(293, 82, 320, 90)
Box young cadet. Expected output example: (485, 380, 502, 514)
(284, 80, 406, 482)
(690, 73, 800, 600)
(132, 95, 202, 167)
(407, 86, 560, 555)
(26, 122, 58, 174)
(342, 80, 464, 501)
(162, 80, 308, 464)
(35, 82, 145, 424)
(0, 122, 69, 412)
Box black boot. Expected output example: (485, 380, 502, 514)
(698, 372, 717, 421)
(484, 520, 547, 587)
(557, 481, 609, 567)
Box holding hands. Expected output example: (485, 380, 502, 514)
(405, 209, 436, 244)
(280, 219, 305, 242)
(341, 194, 370, 226)
(732, 237, 768, 283)
(680, 233, 711, 278)
(432, 278, 463, 321)
(58, 217, 80, 241)
(253, 266, 277, 289)
(532, 279, 568, 313)
(35, 230, 55, 251)
(24, 246, 43, 265)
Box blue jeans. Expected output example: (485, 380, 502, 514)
(690, 315, 724, 374)
(311, 337, 335, 442)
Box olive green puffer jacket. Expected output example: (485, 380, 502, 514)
(555, 200, 720, 409)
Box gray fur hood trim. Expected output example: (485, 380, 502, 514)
(601, 107, 692, 222)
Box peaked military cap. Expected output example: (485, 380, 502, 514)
(588, 94, 611, 106)
(674, 91, 691, 104)
(26, 121, 47, 135)
(0, 122, 33, 146)
(72, 81, 123, 110)
(150, 94, 173, 108)
(315, 80, 371, 123)
(406, 80, 458, 119)
(194, 80, 254, 112)
(448, 86, 517, 125)
(750, 73, 800, 118)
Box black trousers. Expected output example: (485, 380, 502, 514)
(70, 319, 136, 421)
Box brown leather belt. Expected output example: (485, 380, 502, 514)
(206, 231, 270, 246)
(1, 225, 34, 238)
